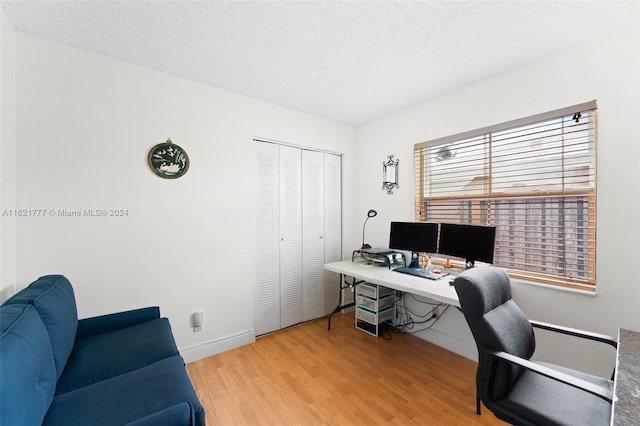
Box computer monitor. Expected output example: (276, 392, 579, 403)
(389, 222, 439, 254)
(438, 223, 497, 269)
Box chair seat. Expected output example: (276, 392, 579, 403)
(499, 362, 612, 426)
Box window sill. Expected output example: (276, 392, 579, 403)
(510, 276, 597, 297)
(432, 257, 596, 296)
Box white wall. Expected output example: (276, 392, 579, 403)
(0, 7, 16, 302)
(5, 14, 639, 375)
(355, 25, 640, 376)
(13, 34, 356, 361)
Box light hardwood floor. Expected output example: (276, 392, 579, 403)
(186, 313, 505, 425)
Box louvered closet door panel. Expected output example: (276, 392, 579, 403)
(302, 150, 325, 321)
(254, 142, 280, 335)
(279, 145, 303, 329)
(324, 153, 342, 314)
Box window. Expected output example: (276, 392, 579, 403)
(414, 101, 597, 291)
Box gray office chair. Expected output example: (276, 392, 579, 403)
(453, 267, 617, 426)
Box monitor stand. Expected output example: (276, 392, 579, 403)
(409, 251, 419, 268)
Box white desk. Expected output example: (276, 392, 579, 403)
(324, 259, 460, 329)
(327, 259, 639, 423)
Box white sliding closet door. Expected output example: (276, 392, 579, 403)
(254, 141, 341, 335)
(323, 153, 342, 314)
(254, 142, 281, 335)
(302, 150, 325, 321)
(278, 145, 303, 329)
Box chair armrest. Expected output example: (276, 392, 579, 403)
(530, 320, 617, 349)
(76, 306, 160, 340)
(488, 349, 612, 403)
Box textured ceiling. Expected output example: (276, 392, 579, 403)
(1, 1, 638, 125)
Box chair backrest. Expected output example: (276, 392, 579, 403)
(453, 266, 536, 400)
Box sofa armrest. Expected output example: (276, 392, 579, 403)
(76, 306, 160, 340)
(123, 403, 196, 426)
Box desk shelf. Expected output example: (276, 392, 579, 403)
(352, 249, 406, 269)
(355, 283, 396, 336)
(325, 260, 460, 332)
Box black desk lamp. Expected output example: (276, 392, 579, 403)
(361, 209, 378, 249)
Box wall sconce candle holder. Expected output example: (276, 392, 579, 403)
(382, 155, 399, 194)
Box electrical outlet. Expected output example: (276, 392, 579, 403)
(192, 311, 204, 332)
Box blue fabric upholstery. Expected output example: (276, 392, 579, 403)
(3, 275, 78, 378)
(44, 356, 205, 426)
(56, 317, 179, 394)
(0, 304, 57, 426)
(124, 403, 195, 426)
(1, 275, 205, 426)
(76, 306, 160, 340)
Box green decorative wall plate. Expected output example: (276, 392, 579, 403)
(148, 139, 190, 179)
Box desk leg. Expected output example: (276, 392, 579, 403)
(327, 274, 357, 331)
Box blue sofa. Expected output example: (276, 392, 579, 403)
(0, 275, 205, 425)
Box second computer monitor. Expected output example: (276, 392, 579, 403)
(389, 222, 439, 253)
(438, 222, 496, 268)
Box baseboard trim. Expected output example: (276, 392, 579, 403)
(180, 329, 256, 364)
(178, 326, 474, 365)
(414, 328, 478, 362)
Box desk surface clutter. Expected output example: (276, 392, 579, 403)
(324, 259, 460, 307)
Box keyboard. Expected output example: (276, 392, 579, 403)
(394, 267, 449, 280)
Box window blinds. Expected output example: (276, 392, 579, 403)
(414, 101, 597, 290)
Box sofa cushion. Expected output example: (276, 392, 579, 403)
(56, 317, 180, 394)
(43, 355, 206, 426)
(0, 304, 57, 426)
(3, 275, 78, 378)
(124, 402, 195, 426)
